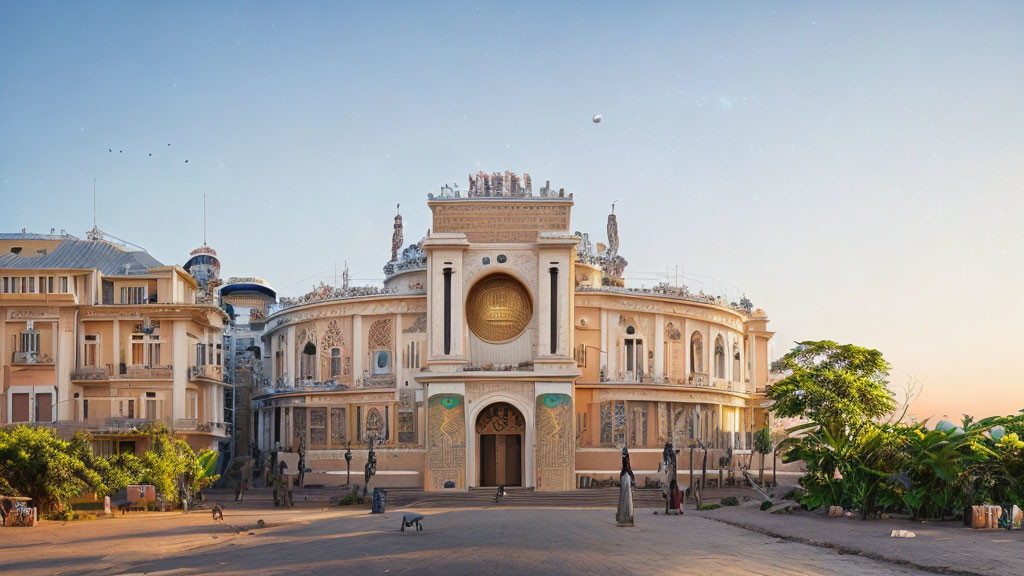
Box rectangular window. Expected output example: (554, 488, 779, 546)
(293, 407, 307, 448)
(120, 286, 146, 304)
(600, 400, 627, 446)
(299, 352, 315, 378)
(128, 399, 135, 419)
(148, 339, 161, 365)
(132, 334, 145, 365)
(60, 276, 68, 293)
(329, 407, 346, 447)
(1, 277, 7, 293)
(187, 394, 198, 419)
(330, 348, 342, 378)
(27, 277, 35, 293)
(398, 389, 416, 444)
(84, 334, 100, 367)
(146, 398, 157, 419)
(47, 276, 54, 293)
(20, 330, 40, 354)
(309, 407, 327, 448)
(83, 399, 90, 421)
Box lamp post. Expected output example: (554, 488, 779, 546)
(344, 443, 352, 486)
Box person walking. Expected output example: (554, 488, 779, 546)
(616, 447, 636, 526)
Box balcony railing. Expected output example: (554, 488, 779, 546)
(31, 418, 230, 437)
(11, 352, 54, 365)
(260, 373, 397, 395)
(70, 365, 173, 381)
(593, 371, 754, 393)
(188, 364, 223, 382)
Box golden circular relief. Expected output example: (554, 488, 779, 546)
(466, 274, 533, 343)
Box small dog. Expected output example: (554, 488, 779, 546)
(211, 505, 224, 521)
(401, 513, 424, 532)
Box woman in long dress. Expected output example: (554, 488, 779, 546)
(616, 447, 636, 526)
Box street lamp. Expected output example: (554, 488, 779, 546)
(344, 443, 352, 486)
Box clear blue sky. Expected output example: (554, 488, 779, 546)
(2, 2, 1022, 418)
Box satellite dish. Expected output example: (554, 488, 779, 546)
(592, 114, 602, 124)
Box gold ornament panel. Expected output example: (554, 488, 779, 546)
(466, 274, 533, 344)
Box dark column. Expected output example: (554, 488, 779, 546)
(443, 267, 452, 355)
(549, 267, 558, 354)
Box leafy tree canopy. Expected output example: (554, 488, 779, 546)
(767, 340, 895, 430)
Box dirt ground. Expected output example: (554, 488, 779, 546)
(0, 499, 956, 576)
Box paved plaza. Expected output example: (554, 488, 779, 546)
(0, 502, 982, 576)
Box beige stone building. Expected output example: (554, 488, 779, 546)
(0, 230, 229, 454)
(255, 172, 774, 491)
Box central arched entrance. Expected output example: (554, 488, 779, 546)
(475, 402, 525, 487)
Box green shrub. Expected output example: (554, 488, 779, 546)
(760, 500, 773, 511)
(699, 503, 721, 510)
(720, 496, 739, 506)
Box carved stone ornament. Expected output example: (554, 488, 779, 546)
(403, 314, 427, 333)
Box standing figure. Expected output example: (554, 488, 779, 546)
(297, 438, 307, 488)
(663, 442, 683, 515)
(616, 447, 636, 526)
(364, 437, 377, 488)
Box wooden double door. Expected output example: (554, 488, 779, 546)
(479, 433, 522, 487)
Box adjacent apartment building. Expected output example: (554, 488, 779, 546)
(0, 230, 229, 455)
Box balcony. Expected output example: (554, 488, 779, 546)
(188, 364, 223, 382)
(71, 365, 174, 381)
(71, 367, 110, 381)
(590, 371, 755, 393)
(43, 418, 229, 437)
(258, 373, 396, 395)
(11, 351, 54, 366)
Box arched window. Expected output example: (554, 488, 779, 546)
(300, 342, 316, 379)
(714, 335, 725, 379)
(690, 332, 703, 374)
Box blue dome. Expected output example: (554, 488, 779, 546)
(935, 420, 956, 432)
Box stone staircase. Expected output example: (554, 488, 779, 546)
(204, 485, 758, 509)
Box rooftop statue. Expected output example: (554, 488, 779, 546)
(607, 201, 619, 256)
(391, 204, 403, 262)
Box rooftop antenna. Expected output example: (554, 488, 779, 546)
(203, 193, 207, 246)
(93, 178, 97, 229)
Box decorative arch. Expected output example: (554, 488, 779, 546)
(466, 394, 535, 490)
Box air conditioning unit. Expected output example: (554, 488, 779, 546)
(14, 351, 38, 364)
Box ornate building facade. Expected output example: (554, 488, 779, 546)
(0, 230, 229, 454)
(254, 173, 774, 491)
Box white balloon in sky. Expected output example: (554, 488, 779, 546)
(592, 114, 602, 124)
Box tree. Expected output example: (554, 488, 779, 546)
(767, 340, 894, 435)
(0, 426, 104, 514)
(754, 424, 773, 484)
